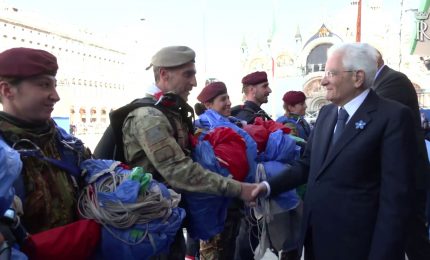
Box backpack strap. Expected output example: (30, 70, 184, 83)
(230, 105, 243, 117)
(99, 97, 156, 162)
(11, 130, 83, 181)
(231, 105, 271, 122)
(1, 125, 85, 199)
(16, 144, 80, 178)
(94, 96, 184, 162)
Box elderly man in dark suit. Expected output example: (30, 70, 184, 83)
(251, 42, 417, 260)
(373, 51, 430, 260)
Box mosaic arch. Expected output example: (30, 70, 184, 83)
(303, 76, 330, 114)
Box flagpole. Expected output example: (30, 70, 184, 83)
(270, 0, 277, 118)
(356, 0, 362, 42)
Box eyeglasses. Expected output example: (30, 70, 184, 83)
(324, 70, 355, 78)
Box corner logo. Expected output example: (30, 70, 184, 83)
(415, 11, 430, 41)
(415, 11, 430, 20)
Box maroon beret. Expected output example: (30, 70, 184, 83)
(0, 47, 58, 78)
(197, 81, 227, 103)
(283, 91, 306, 105)
(241, 71, 268, 86)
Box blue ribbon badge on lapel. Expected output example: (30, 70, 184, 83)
(355, 120, 366, 130)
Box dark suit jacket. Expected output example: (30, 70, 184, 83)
(373, 65, 430, 189)
(270, 90, 416, 260)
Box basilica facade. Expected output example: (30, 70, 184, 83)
(240, 1, 430, 120)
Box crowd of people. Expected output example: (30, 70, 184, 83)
(0, 42, 429, 260)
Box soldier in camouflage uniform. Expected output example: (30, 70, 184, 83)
(121, 46, 257, 260)
(0, 48, 90, 237)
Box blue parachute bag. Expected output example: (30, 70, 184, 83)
(80, 159, 129, 184)
(99, 209, 185, 260)
(0, 137, 22, 215)
(196, 109, 258, 183)
(80, 159, 185, 260)
(184, 139, 231, 240)
(262, 161, 300, 210)
(97, 180, 185, 260)
(11, 247, 28, 260)
(261, 130, 300, 164)
(258, 130, 301, 210)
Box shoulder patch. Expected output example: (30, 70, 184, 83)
(145, 125, 167, 146)
(154, 145, 175, 163)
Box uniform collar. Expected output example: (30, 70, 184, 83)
(145, 84, 161, 96)
(244, 100, 262, 112)
(0, 111, 51, 133)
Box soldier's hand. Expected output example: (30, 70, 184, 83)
(239, 183, 259, 202)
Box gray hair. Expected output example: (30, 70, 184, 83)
(327, 43, 378, 88)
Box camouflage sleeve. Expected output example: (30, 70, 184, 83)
(123, 106, 242, 198)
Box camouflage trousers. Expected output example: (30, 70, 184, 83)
(199, 200, 242, 260)
(200, 233, 223, 260)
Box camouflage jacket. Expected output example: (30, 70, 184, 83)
(122, 93, 242, 198)
(0, 112, 90, 233)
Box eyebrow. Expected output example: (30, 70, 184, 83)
(183, 69, 197, 76)
(28, 76, 57, 86)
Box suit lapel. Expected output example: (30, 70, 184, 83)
(314, 105, 338, 168)
(316, 91, 378, 179)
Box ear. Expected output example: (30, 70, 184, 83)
(353, 70, 365, 88)
(0, 81, 15, 101)
(159, 68, 169, 81)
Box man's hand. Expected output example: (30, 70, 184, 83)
(251, 183, 268, 199)
(239, 182, 269, 203)
(239, 183, 259, 202)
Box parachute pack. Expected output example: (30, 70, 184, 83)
(78, 159, 185, 260)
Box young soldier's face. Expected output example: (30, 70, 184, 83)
(206, 93, 231, 117)
(2, 75, 60, 123)
(288, 101, 307, 116)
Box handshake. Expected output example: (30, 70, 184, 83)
(239, 182, 268, 204)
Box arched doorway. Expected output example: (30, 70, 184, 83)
(303, 76, 330, 117)
(305, 43, 333, 75)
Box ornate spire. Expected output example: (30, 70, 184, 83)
(295, 25, 302, 43)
